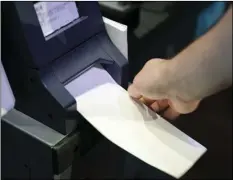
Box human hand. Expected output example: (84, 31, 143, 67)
(128, 59, 200, 120)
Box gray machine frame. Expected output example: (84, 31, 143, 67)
(2, 110, 79, 179)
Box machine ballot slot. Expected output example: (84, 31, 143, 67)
(51, 32, 115, 85)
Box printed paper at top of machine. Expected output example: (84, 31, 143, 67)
(34, 1, 79, 37)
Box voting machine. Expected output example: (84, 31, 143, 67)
(1, 1, 128, 178)
(1, 1, 128, 135)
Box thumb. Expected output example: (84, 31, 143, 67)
(127, 84, 142, 99)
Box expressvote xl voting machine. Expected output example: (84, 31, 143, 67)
(2, 1, 128, 135)
(1, 1, 128, 179)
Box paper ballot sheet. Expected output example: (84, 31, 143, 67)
(66, 65, 207, 179)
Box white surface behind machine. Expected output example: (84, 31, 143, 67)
(1, 60, 15, 117)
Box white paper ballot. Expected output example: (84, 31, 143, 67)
(75, 82, 207, 179)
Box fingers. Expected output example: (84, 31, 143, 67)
(150, 100, 180, 120)
(140, 97, 155, 106)
(150, 99, 169, 112)
(169, 97, 200, 114)
(128, 83, 199, 120)
(128, 85, 181, 120)
(157, 98, 199, 120)
(162, 107, 180, 121)
(150, 101, 160, 112)
(128, 84, 157, 108)
(150, 98, 199, 120)
(128, 58, 200, 120)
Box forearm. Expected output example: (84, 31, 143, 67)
(168, 6, 232, 102)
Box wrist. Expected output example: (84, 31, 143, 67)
(158, 59, 178, 98)
(165, 57, 202, 103)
